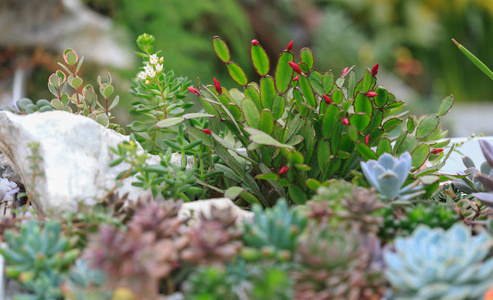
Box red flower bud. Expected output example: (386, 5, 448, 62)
(342, 117, 349, 125)
(341, 67, 349, 77)
(431, 148, 444, 155)
(203, 129, 211, 135)
(323, 94, 332, 104)
(365, 134, 370, 145)
(279, 166, 289, 174)
(187, 87, 200, 96)
(371, 63, 379, 76)
(213, 77, 222, 95)
(365, 91, 378, 97)
(286, 40, 293, 51)
(288, 61, 302, 74)
(251, 39, 259, 46)
(292, 75, 299, 81)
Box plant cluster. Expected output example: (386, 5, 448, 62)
(4, 33, 493, 300)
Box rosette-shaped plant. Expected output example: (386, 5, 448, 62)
(384, 224, 493, 299)
(294, 224, 385, 300)
(181, 205, 243, 266)
(471, 140, 493, 207)
(361, 152, 424, 201)
(339, 188, 384, 234)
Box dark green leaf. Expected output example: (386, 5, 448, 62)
(289, 185, 308, 204)
(227, 62, 248, 86)
(416, 115, 440, 139)
(355, 143, 378, 160)
(251, 44, 270, 76)
(300, 48, 314, 70)
(212, 36, 231, 63)
(437, 95, 454, 117)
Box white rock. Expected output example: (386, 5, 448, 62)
(0, 110, 158, 216)
(179, 198, 253, 224)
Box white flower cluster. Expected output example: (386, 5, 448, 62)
(137, 54, 164, 81)
(0, 178, 19, 202)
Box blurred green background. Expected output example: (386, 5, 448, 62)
(4, 0, 493, 134)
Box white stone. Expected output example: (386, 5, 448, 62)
(179, 198, 253, 224)
(0, 110, 158, 216)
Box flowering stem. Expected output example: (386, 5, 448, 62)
(156, 77, 167, 119)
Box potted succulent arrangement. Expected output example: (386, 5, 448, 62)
(1, 32, 493, 300)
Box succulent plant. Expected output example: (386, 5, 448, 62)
(181, 205, 243, 266)
(2, 98, 53, 115)
(182, 265, 240, 300)
(0, 220, 79, 289)
(378, 203, 460, 242)
(0, 177, 20, 202)
(384, 223, 493, 299)
(471, 140, 493, 208)
(452, 155, 493, 194)
(361, 152, 425, 201)
(242, 199, 307, 259)
(293, 224, 385, 300)
(83, 225, 185, 297)
(15, 270, 65, 300)
(61, 259, 112, 300)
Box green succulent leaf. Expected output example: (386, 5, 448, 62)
(437, 95, 454, 117)
(300, 48, 314, 70)
(272, 95, 285, 120)
(308, 71, 325, 96)
(323, 71, 334, 94)
(274, 51, 295, 94)
(411, 143, 431, 169)
(227, 62, 248, 86)
(242, 98, 260, 129)
(245, 127, 294, 150)
(416, 115, 440, 139)
(298, 75, 316, 108)
(354, 92, 372, 114)
(289, 185, 308, 204)
(251, 43, 270, 76)
(374, 87, 388, 108)
(332, 89, 344, 104)
(212, 36, 231, 63)
(259, 109, 274, 134)
(322, 104, 339, 139)
(350, 113, 371, 131)
(355, 143, 378, 160)
(260, 76, 276, 109)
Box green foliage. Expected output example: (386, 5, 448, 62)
(242, 199, 307, 258)
(61, 260, 112, 300)
(384, 224, 493, 299)
(188, 37, 451, 206)
(46, 49, 122, 132)
(128, 34, 192, 154)
(1, 220, 79, 297)
(378, 203, 460, 242)
(182, 266, 239, 300)
(3, 98, 53, 114)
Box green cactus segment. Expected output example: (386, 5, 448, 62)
(156, 113, 215, 128)
(317, 140, 331, 168)
(377, 138, 392, 155)
(298, 76, 316, 108)
(259, 109, 274, 134)
(322, 105, 339, 139)
(354, 92, 372, 114)
(374, 87, 388, 108)
(350, 113, 371, 131)
(187, 127, 214, 147)
(272, 95, 286, 120)
(289, 185, 308, 204)
(323, 72, 334, 94)
(382, 118, 402, 131)
(227, 62, 248, 86)
(308, 71, 325, 96)
(260, 76, 276, 109)
(331, 122, 342, 154)
(348, 125, 358, 141)
(250, 43, 270, 76)
(437, 95, 454, 117)
(416, 115, 439, 139)
(275, 52, 295, 94)
(332, 89, 343, 104)
(300, 48, 314, 70)
(212, 36, 231, 63)
(362, 69, 374, 93)
(406, 116, 416, 133)
(411, 143, 431, 169)
(242, 98, 260, 129)
(244, 84, 262, 111)
(355, 143, 378, 160)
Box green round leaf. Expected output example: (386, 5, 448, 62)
(377, 138, 392, 156)
(437, 95, 454, 117)
(416, 115, 440, 139)
(323, 71, 334, 94)
(95, 113, 110, 127)
(242, 98, 260, 129)
(374, 87, 388, 108)
(411, 143, 431, 169)
(354, 92, 372, 114)
(227, 62, 248, 86)
(260, 76, 276, 109)
(332, 89, 343, 104)
(51, 99, 63, 110)
(350, 113, 371, 131)
(274, 52, 294, 94)
(259, 109, 274, 134)
(212, 36, 231, 63)
(251, 44, 270, 76)
(300, 48, 314, 70)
